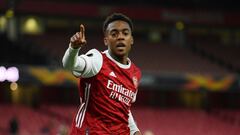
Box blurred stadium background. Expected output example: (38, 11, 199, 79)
(1, 0, 240, 135)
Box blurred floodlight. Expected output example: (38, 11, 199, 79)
(5, 9, 14, 18)
(22, 17, 43, 34)
(149, 30, 161, 43)
(10, 82, 18, 91)
(0, 16, 7, 31)
(176, 21, 184, 31)
(25, 18, 38, 32)
(6, 67, 19, 82)
(0, 66, 7, 82)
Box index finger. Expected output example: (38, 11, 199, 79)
(80, 24, 85, 38)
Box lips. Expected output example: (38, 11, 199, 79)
(116, 43, 126, 48)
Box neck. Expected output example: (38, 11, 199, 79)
(109, 51, 128, 65)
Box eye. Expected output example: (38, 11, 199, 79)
(123, 32, 129, 36)
(110, 31, 118, 37)
(123, 30, 130, 36)
(111, 33, 117, 37)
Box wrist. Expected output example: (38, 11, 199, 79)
(70, 43, 81, 49)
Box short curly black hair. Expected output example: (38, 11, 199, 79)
(103, 13, 133, 34)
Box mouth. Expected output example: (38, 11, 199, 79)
(116, 43, 126, 48)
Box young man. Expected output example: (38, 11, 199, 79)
(62, 13, 142, 135)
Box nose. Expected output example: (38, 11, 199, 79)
(117, 33, 124, 40)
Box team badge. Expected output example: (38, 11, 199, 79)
(132, 76, 138, 88)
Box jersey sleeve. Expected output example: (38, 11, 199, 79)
(77, 49, 103, 78)
(128, 111, 140, 135)
(62, 46, 102, 78)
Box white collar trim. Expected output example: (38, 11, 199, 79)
(103, 50, 131, 69)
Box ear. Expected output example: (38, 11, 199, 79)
(104, 37, 108, 46)
(131, 36, 134, 45)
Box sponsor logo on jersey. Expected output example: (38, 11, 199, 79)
(106, 79, 136, 106)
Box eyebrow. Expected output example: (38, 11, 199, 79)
(109, 28, 130, 33)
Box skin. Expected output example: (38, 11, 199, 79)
(70, 24, 87, 49)
(134, 131, 142, 135)
(70, 21, 134, 65)
(104, 20, 134, 65)
(70, 23, 141, 135)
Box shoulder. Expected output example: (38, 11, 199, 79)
(79, 49, 103, 78)
(81, 48, 103, 62)
(85, 49, 101, 56)
(130, 62, 142, 79)
(131, 62, 141, 73)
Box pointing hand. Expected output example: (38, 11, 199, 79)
(70, 24, 87, 49)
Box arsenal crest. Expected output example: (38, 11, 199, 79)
(132, 76, 138, 88)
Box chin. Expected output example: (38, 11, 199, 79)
(116, 51, 127, 57)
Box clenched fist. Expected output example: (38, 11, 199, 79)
(70, 24, 87, 49)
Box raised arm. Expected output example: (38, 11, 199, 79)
(62, 24, 87, 73)
(62, 24, 102, 78)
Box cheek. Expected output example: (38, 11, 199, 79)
(126, 43, 132, 52)
(107, 38, 114, 44)
(129, 44, 132, 50)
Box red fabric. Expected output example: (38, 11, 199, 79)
(70, 51, 141, 135)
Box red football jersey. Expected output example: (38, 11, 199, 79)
(69, 50, 141, 135)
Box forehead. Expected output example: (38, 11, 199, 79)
(106, 20, 131, 32)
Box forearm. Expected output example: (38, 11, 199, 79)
(62, 45, 85, 72)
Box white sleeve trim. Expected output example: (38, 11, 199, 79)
(128, 111, 139, 135)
